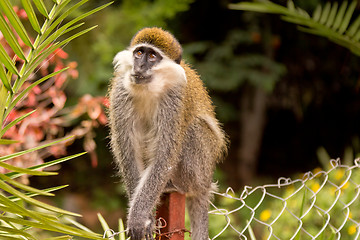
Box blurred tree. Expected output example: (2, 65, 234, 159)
(185, 27, 286, 185)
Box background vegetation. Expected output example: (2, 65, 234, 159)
(2, 0, 360, 238)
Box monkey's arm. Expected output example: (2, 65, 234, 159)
(110, 91, 141, 199)
(127, 90, 184, 239)
(111, 130, 141, 198)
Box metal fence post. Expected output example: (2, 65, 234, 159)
(156, 192, 186, 240)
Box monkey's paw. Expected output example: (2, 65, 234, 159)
(127, 214, 154, 240)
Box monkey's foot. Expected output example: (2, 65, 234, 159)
(128, 215, 154, 240)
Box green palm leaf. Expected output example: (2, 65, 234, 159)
(33, 0, 48, 18)
(0, 15, 26, 60)
(229, 0, 360, 57)
(20, 0, 41, 33)
(0, 140, 102, 239)
(0, 0, 112, 136)
(0, 0, 113, 238)
(0, 0, 33, 48)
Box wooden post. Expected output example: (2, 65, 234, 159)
(156, 192, 186, 240)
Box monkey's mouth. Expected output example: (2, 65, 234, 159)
(131, 74, 151, 84)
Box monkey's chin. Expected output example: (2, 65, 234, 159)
(131, 75, 152, 84)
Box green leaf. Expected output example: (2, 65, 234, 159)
(0, 0, 33, 48)
(9, 185, 68, 201)
(353, 28, 360, 41)
(0, 235, 27, 240)
(0, 203, 61, 222)
(247, 220, 256, 240)
(41, 0, 89, 40)
(0, 179, 81, 217)
(0, 136, 74, 162)
(0, 139, 20, 145)
(312, 4, 322, 22)
(21, 0, 41, 33)
(0, 193, 39, 221)
(229, 2, 288, 15)
(0, 173, 54, 196)
(33, 0, 49, 18)
(319, 2, 331, 24)
(0, 161, 57, 176)
(98, 213, 114, 239)
(0, 110, 36, 139)
(339, 0, 357, 34)
(58, 25, 98, 47)
(4, 67, 69, 120)
(7, 152, 86, 179)
(37, 22, 85, 55)
(326, 2, 338, 27)
(0, 43, 19, 76)
(42, 1, 112, 42)
(296, 7, 310, 19)
(230, 1, 360, 57)
(0, 15, 26, 60)
(43, 236, 73, 240)
(119, 218, 126, 240)
(0, 65, 12, 92)
(347, 15, 360, 37)
(332, 1, 348, 31)
(0, 84, 7, 126)
(0, 225, 36, 240)
(0, 215, 102, 239)
(62, 216, 97, 235)
(15, 44, 60, 92)
(287, 0, 295, 12)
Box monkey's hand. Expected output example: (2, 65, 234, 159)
(127, 213, 154, 240)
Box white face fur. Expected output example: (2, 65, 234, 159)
(113, 44, 187, 98)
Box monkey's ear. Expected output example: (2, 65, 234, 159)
(113, 50, 133, 71)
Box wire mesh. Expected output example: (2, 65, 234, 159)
(209, 158, 360, 240)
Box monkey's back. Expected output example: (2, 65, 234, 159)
(181, 62, 215, 121)
(180, 61, 227, 162)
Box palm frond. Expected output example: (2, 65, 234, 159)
(0, 0, 112, 138)
(0, 138, 102, 239)
(0, 0, 113, 238)
(229, 0, 360, 56)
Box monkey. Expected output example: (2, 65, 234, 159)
(108, 27, 228, 240)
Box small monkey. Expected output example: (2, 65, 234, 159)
(109, 27, 227, 240)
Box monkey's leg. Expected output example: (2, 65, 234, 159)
(187, 193, 211, 240)
(127, 96, 185, 239)
(176, 119, 220, 240)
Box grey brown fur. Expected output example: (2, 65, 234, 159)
(108, 27, 227, 240)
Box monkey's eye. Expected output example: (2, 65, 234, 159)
(135, 50, 143, 58)
(148, 53, 157, 62)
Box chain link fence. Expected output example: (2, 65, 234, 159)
(102, 159, 360, 239)
(209, 159, 360, 240)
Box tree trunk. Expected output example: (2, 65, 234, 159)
(238, 85, 267, 185)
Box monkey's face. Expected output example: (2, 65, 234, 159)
(113, 44, 186, 96)
(131, 46, 163, 84)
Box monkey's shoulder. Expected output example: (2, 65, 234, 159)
(180, 61, 215, 117)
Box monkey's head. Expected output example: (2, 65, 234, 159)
(130, 27, 182, 64)
(113, 27, 186, 92)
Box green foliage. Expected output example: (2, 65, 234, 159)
(0, 0, 112, 238)
(184, 30, 285, 122)
(98, 213, 126, 240)
(230, 0, 360, 57)
(262, 166, 360, 239)
(0, 0, 111, 135)
(185, 30, 285, 92)
(0, 137, 104, 239)
(207, 162, 360, 239)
